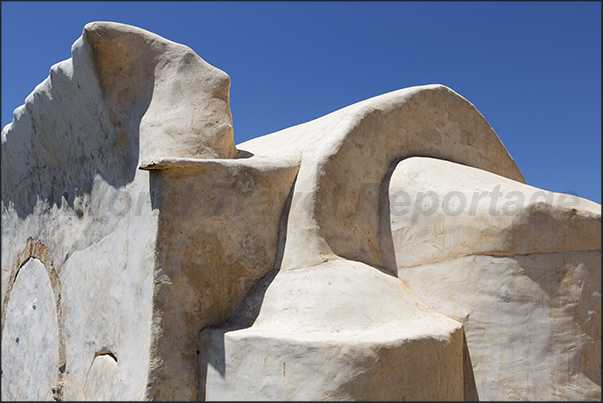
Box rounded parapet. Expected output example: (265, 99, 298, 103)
(240, 84, 524, 270)
(83, 21, 238, 162)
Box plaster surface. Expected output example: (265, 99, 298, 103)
(200, 258, 464, 401)
(387, 157, 601, 269)
(1, 21, 237, 400)
(141, 155, 299, 400)
(400, 252, 601, 400)
(386, 157, 601, 400)
(1, 21, 600, 402)
(238, 83, 525, 273)
(1, 258, 60, 401)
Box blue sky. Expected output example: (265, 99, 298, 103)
(2, 1, 601, 203)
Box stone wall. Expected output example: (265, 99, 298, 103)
(1, 22, 600, 401)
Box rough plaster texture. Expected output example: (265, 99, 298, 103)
(400, 252, 601, 400)
(388, 157, 601, 400)
(238, 83, 525, 274)
(200, 259, 464, 401)
(387, 157, 601, 269)
(1, 24, 158, 399)
(141, 156, 299, 400)
(83, 22, 238, 162)
(1, 21, 600, 401)
(1, 258, 60, 401)
(81, 354, 119, 401)
(1, 21, 238, 400)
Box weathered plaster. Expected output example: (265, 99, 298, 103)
(1, 21, 600, 401)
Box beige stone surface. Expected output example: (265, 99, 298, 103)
(204, 83, 535, 400)
(141, 155, 299, 400)
(386, 157, 601, 270)
(238, 84, 525, 274)
(385, 156, 601, 400)
(1, 21, 600, 402)
(200, 258, 464, 401)
(1, 21, 241, 401)
(400, 252, 601, 400)
(83, 21, 238, 163)
(1, 258, 60, 401)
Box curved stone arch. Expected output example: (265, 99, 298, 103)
(312, 85, 526, 269)
(317, 86, 524, 267)
(240, 84, 525, 271)
(1, 239, 66, 399)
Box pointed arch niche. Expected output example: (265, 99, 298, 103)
(1, 239, 65, 401)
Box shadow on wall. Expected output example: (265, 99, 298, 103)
(196, 268, 280, 400)
(519, 251, 602, 391)
(196, 178, 295, 400)
(196, 263, 481, 400)
(378, 158, 401, 277)
(464, 332, 479, 401)
(196, 169, 481, 400)
(1, 32, 150, 219)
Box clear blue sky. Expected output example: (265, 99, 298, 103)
(2, 1, 601, 203)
